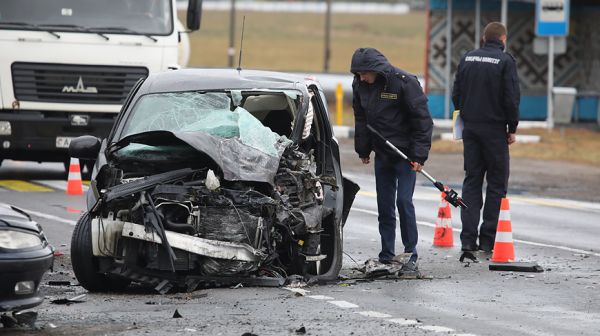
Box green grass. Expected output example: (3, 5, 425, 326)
(183, 10, 427, 74)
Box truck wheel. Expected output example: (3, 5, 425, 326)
(71, 212, 130, 292)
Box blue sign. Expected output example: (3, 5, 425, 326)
(536, 0, 570, 36)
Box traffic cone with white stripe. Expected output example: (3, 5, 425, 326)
(491, 198, 515, 262)
(433, 192, 454, 247)
(66, 157, 84, 196)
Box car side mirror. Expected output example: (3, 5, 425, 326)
(69, 136, 101, 160)
(186, 0, 203, 31)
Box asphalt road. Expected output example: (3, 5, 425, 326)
(1, 159, 599, 335)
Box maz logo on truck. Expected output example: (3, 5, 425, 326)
(62, 77, 98, 94)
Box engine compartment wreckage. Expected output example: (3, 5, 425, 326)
(69, 69, 359, 293)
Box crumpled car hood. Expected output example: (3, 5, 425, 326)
(112, 127, 292, 185)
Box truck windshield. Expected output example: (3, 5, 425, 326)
(0, 0, 173, 36)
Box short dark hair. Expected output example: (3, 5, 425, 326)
(483, 22, 507, 42)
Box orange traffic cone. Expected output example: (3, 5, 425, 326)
(66, 157, 83, 196)
(491, 198, 515, 262)
(433, 192, 454, 247)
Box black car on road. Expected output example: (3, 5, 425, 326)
(0, 204, 54, 312)
(69, 69, 359, 292)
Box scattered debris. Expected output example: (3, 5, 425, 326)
(47, 280, 72, 286)
(346, 257, 429, 280)
(231, 283, 244, 289)
(0, 314, 18, 328)
(173, 309, 183, 318)
(53, 250, 64, 257)
(0, 312, 38, 328)
(489, 262, 544, 273)
(50, 294, 86, 305)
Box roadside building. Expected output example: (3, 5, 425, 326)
(425, 0, 600, 122)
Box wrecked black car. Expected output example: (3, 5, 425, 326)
(0, 204, 54, 312)
(69, 69, 359, 292)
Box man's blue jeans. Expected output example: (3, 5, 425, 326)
(375, 156, 418, 261)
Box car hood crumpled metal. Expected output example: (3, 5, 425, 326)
(113, 129, 292, 185)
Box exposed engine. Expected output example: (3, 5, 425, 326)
(89, 145, 333, 290)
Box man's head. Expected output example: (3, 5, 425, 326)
(358, 71, 378, 84)
(483, 22, 507, 44)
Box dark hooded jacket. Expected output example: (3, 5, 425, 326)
(452, 39, 520, 133)
(351, 48, 433, 164)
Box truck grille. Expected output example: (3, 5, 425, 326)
(12, 62, 148, 104)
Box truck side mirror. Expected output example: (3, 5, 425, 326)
(187, 0, 203, 31)
(69, 136, 101, 160)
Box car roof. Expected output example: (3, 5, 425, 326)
(139, 68, 316, 94)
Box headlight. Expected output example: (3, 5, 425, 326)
(0, 121, 11, 135)
(0, 230, 42, 249)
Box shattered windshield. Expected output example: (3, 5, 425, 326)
(122, 91, 297, 157)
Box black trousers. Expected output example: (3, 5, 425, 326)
(460, 123, 509, 251)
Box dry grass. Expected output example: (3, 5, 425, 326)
(432, 127, 600, 166)
(183, 10, 427, 74)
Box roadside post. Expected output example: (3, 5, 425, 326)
(335, 82, 343, 125)
(535, 0, 570, 130)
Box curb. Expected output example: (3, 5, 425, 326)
(332, 120, 549, 140)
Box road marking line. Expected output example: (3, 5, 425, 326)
(418, 325, 455, 332)
(357, 187, 600, 212)
(0, 180, 53, 192)
(307, 295, 334, 300)
(282, 287, 309, 296)
(328, 300, 359, 309)
(357, 311, 392, 318)
(0, 204, 78, 226)
(352, 207, 600, 258)
(387, 318, 420, 326)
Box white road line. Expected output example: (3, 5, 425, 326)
(352, 207, 600, 258)
(6, 205, 77, 226)
(328, 300, 359, 309)
(357, 311, 392, 318)
(307, 295, 334, 300)
(282, 287, 310, 296)
(387, 318, 420, 326)
(418, 325, 455, 332)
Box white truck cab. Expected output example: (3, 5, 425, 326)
(0, 0, 202, 171)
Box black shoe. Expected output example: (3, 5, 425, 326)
(459, 251, 479, 263)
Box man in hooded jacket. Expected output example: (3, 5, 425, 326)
(351, 47, 433, 271)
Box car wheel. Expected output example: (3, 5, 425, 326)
(71, 212, 130, 292)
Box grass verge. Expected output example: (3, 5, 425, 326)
(183, 10, 426, 74)
(431, 127, 600, 166)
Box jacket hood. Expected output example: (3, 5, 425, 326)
(350, 48, 393, 75)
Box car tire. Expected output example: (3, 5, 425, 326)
(71, 212, 131, 292)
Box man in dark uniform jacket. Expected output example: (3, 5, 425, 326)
(452, 22, 521, 253)
(351, 47, 433, 271)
